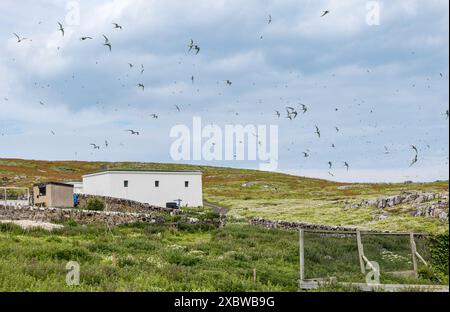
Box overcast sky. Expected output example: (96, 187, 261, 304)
(0, 0, 448, 182)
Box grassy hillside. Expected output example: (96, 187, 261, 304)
(0, 158, 448, 292)
(0, 158, 448, 233)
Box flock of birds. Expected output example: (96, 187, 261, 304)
(3, 9, 449, 178)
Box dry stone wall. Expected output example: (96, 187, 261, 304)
(249, 218, 428, 235)
(250, 218, 361, 232)
(76, 194, 180, 214)
(0, 205, 165, 226)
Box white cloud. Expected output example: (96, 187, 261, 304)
(207, 50, 266, 73)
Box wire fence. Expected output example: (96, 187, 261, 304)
(299, 229, 435, 290)
(0, 187, 30, 207)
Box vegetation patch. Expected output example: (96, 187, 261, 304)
(0, 221, 447, 291)
(85, 198, 105, 211)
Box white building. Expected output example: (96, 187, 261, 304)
(81, 170, 203, 207)
(65, 181, 84, 194)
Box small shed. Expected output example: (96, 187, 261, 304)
(33, 182, 74, 208)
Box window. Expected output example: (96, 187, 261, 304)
(155, 181, 159, 187)
(38, 186, 46, 196)
(185, 181, 189, 187)
(124, 180, 129, 188)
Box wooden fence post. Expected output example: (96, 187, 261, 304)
(356, 230, 366, 274)
(410, 233, 418, 279)
(299, 229, 305, 287)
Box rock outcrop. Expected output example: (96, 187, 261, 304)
(345, 192, 448, 221)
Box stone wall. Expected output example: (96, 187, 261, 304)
(249, 218, 432, 238)
(76, 194, 180, 214)
(0, 205, 165, 226)
(250, 218, 361, 232)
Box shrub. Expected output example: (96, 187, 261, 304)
(85, 198, 105, 211)
(177, 222, 216, 233)
(118, 255, 139, 267)
(82, 265, 119, 286)
(165, 250, 201, 266)
(143, 225, 170, 235)
(51, 247, 92, 262)
(22, 262, 61, 280)
(87, 241, 118, 253)
(419, 266, 443, 283)
(198, 212, 220, 221)
(426, 232, 449, 283)
(65, 219, 79, 227)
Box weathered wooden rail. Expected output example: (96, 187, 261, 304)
(298, 228, 446, 292)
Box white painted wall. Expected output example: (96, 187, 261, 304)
(65, 181, 84, 194)
(82, 171, 203, 207)
(82, 174, 110, 197)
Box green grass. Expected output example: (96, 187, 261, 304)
(0, 222, 445, 291)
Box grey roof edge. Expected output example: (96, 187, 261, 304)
(82, 169, 203, 177)
(33, 182, 74, 187)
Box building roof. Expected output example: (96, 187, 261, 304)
(33, 182, 74, 188)
(82, 169, 202, 178)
